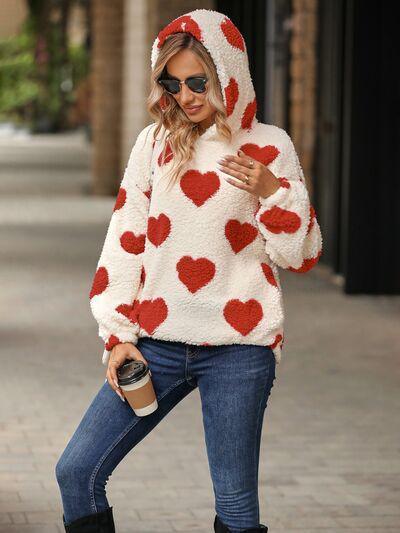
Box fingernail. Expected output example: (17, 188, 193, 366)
(113, 379, 119, 388)
(117, 391, 125, 402)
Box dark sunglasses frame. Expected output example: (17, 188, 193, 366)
(157, 75, 208, 95)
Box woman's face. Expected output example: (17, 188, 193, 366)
(165, 49, 216, 131)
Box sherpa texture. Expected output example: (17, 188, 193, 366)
(89, 8, 323, 367)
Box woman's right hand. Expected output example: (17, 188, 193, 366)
(106, 342, 149, 401)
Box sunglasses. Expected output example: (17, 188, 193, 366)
(157, 75, 208, 95)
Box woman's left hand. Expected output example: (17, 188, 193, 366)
(217, 149, 281, 199)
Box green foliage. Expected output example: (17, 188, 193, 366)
(0, 23, 38, 123)
(69, 43, 90, 84)
(0, 14, 90, 130)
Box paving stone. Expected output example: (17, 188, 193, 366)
(10, 512, 28, 524)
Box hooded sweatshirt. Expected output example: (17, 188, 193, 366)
(89, 8, 323, 367)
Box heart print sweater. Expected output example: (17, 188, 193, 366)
(89, 8, 323, 367)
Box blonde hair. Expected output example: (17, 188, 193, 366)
(147, 32, 232, 191)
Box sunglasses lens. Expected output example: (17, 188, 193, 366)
(159, 80, 180, 94)
(158, 77, 207, 94)
(187, 78, 207, 93)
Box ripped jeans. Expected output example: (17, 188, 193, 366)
(55, 337, 276, 532)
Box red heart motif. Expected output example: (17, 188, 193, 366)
(157, 15, 202, 48)
(261, 263, 278, 287)
(105, 334, 121, 351)
(128, 299, 141, 324)
(158, 140, 173, 166)
(278, 177, 290, 188)
(241, 98, 257, 130)
(223, 299, 263, 336)
(307, 205, 316, 234)
(115, 303, 134, 320)
(137, 298, 168, 334)
(89, 266, 109, 299)
(224, 77, 239, 117)
(268, 334, 283, 350)
(239, 143, 280, 166)
(113, 187, 126, 211)
(259, 206, 301, 234)
(176, 256, 216, 293)
(147, 213, 171, 247)
(120, 231, 146, 254)
(180, 170, 220, 206)
(116, 299, 141, 323)
(225, 219, 258, 253)
(220, 18, 245, 51)
(288, 249, 322, 273)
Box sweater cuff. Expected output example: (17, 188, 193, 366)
(102, 332, 139, 366)
(258, 181, 291, 209)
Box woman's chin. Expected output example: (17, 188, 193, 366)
(187, 114, 212, 126)
(185, 113, 205, 122)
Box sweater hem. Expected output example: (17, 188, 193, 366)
(135, 329, 283, 365)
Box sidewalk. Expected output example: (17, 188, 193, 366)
(0, 132, 399, 533)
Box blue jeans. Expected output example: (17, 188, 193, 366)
(55, 337, 276, 532)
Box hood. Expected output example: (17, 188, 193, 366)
(150, 8, 258, 139)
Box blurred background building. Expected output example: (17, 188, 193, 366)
(1, 0, 398, 295)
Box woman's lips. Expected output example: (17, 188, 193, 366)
(185, 105, 202, 114)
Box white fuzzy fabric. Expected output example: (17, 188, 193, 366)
(89, 9, 323, 367)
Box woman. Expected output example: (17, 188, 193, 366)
(55, 8, 323, 533)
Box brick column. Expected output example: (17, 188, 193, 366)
(120, 0, 151, 166)
(120, 0, 214, 166)
(92, 0, 215, 192)
(0, 0, 27, 38)
(91, 0, 124, 195)
(289, 0, 318, 198)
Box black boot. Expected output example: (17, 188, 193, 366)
(214, 513, 268, 532)
(62, 506, 115, 532)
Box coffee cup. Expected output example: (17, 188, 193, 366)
(116, 360, 158, 416)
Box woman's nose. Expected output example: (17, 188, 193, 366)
(179, 83, 196, 104)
